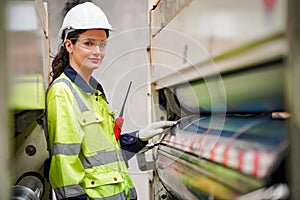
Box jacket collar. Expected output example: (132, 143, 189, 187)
(64, 65, 106, 98)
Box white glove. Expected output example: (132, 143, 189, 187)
(138, 121, 176, 141)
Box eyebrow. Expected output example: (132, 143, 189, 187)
(79, 37, 107, 41)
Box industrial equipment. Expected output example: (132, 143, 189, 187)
(5, 0, 50, 199)
(137, 0, 298, 199)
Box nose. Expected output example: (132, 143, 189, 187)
(93, 45, 102, 53)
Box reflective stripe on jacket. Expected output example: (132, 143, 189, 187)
(47, 73, 136, 200)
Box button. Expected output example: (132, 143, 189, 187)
(113, 177, 117, 181)
(130, 137, 134, 142)
(91, 181, 95, 185)
(83, 119, 86, 123)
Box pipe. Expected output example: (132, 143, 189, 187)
(12, 172, 44, 200)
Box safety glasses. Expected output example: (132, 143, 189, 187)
(70, 37, 107, 51)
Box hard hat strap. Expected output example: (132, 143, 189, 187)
(63, 27, 75, 42)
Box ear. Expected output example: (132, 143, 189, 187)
(64, 39, 73, 53)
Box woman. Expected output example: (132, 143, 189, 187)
(46, 2, 174, 200)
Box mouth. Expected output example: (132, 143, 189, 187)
(89, 58, 101, 64)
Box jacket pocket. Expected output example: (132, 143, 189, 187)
(77, 111, 103, 126)
(84, 171, 124, 188)
(77, 111, 109, 154)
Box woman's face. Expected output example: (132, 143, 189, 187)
(65, 29, 107, 73)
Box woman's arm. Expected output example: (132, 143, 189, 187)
(47, 85, 86, 199)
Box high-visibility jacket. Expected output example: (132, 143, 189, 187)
(46, 66, 147, 199)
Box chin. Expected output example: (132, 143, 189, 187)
(87, 63, 101, 70)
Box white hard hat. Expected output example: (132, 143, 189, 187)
(58, 2, 112, 39)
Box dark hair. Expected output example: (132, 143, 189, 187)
(50, 29, 85, 82)
(50, 29, 110, 83)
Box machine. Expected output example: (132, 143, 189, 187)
(137, 0, 300, 199)
(4, 0, 50, 199)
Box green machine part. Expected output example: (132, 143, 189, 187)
(10, 74, 46, 110)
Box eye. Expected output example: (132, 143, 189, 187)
(83, 40, 95, 47)
(99, 41, 107, 48)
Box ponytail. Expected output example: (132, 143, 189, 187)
(50, 29, 86, 83)
(50, 45, 69, 82)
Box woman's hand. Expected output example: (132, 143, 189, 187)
(137, 121, 176, 141)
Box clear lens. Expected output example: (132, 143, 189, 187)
(72, 37, 107, 51)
